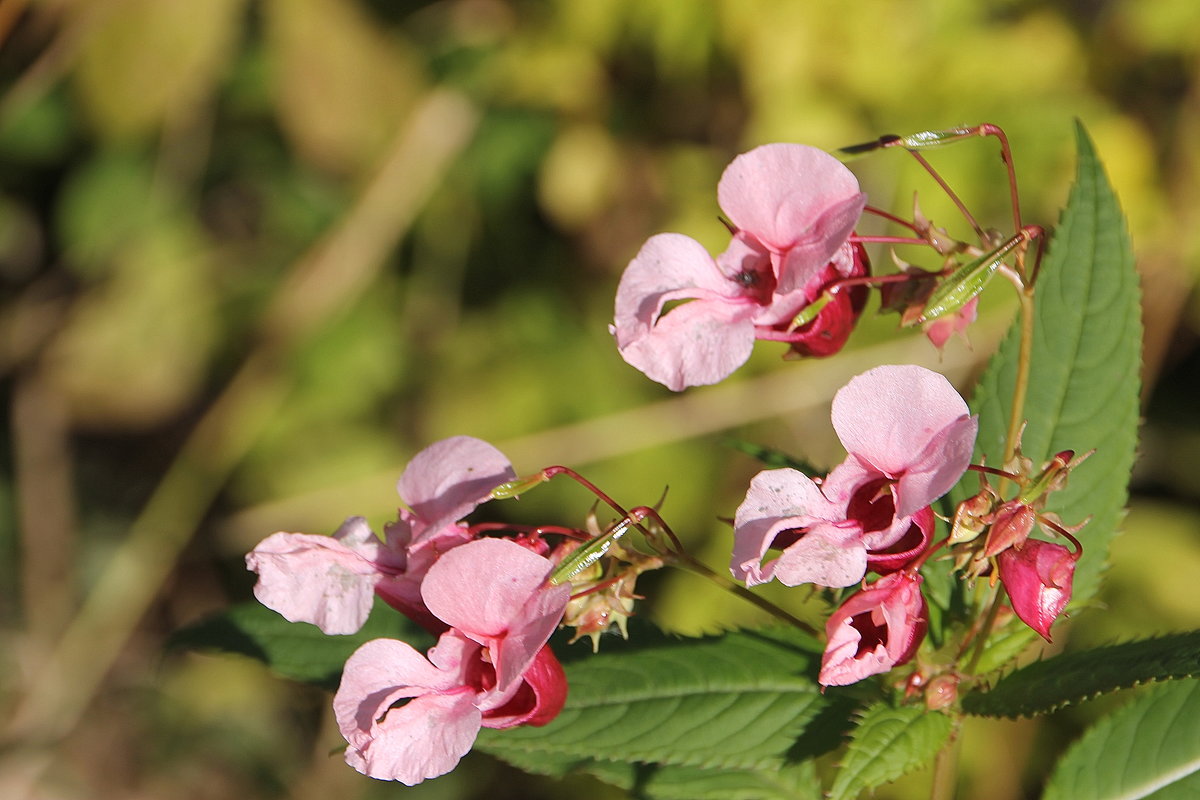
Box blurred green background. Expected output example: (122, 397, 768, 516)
(1, 1, 1197, 798)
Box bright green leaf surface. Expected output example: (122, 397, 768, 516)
(939, 122, 1141, 618)
(169, 598, 432, 690)
(963, 631, 1200, 718)
(1043, 679, 1200, 799)
(477, 625, 847, 799)
(827, 703, 954, 800)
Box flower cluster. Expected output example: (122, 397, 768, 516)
(730, 364, 978, 685)
(610, 144, 869, 390)
(246, 436, 655, 784)
(243, 130, 1094, 788)
(334, 538, 570, 785)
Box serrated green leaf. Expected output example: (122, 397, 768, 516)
(1043, 679, 1200, 799)
(827, 703, 954, 800)
(168, 598, 432, 690)
(938, 122, 1141, 624)
(521, 759, 822, 800)
(962, 631, 1200, 718)
(477, 625, 851, 799)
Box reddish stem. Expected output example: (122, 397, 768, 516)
(541, 465, 632, 520)
(848, 234, 930, 246)
(907, 534, 951, 573)
(978, 123, 1023, 232)
(967, 464, 1021, 482)
(863, 204, 922, 234)
(907, 150, 985, 240)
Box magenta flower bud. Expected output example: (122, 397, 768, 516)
(997, 539, 1079, 642)
(982, 501, 1037, 558)
(819, 571, 928, 687)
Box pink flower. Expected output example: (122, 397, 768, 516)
(334, 538, 571, 784)
(997, 539, 1079, 642)
(824, 364, 978, 520)
(731, 365, 975, 588)
(611, 144, 866, 390)
(819, 571, 927, 687)
(245, 436, 516, 634)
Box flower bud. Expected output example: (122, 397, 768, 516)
(982, 501, 1037, 557)
(997, 539, 1079, 642)
(819, 571, 928, 686)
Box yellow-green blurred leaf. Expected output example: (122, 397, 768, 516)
(74, 0, 245, 140)
(44, 222, 217, 428)
(264, 0, 423, 174)
(55, 150, 166, 276)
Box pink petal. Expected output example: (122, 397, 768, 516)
(246, 523, 381, 635)
(612, 233, 760, 390)
(613, 233, 745, 344)
(422, 538, 569, 689)
(343, 691, 480, 785)
(924, 296, 979, 350)
(397, 436, 516, 535)
(894, 413, 979, 517)
(731, 469, 843, 585)
(616, 295, 758, 391)
(866, 507, 934, 575)
(772, 193, 868, 295)
(717, 144, 864, 254)
(830, 365, 976, 516)
(334, 634, 486, 785)
(334, 638, 467, 743)
(766, 520, 867, 588)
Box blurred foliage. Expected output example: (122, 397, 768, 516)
(1, 0, 1198, 798)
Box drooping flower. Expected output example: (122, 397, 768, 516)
(819, 571, 928, 687)
(334, 538, 571, 785)
(246, 435, 516, 634)
(731, 364, 975, 588)
(996, 538, 1079, 642)
(611, 144, 867, 390)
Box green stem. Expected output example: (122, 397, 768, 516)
(671, 552, 819, 636)
(930, 715, 963, 800)
(998, 285, 1036, 494)
(964, 585, 1006, 675)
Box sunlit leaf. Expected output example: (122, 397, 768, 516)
(74, 0, 245, 140)
(935, 123, 1141, 627)
(169, 598, 432, 690)
(1043, 679, 1200, 799)
(963, 631, 1200, 718)
(477, 624, 850, 799)
(827, 703, 954, 800)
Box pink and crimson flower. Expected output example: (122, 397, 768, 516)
(819, 571, 928, 687)
(611, 143, 867, 390)
(246, 435, 517, 634)
(334, 538, 572, 785)
(731, 365, 976, 588)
